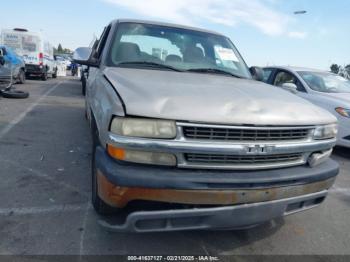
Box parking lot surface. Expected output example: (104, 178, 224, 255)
(0, 77, 349, 255)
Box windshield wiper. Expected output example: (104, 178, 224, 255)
(117, 62, 244, 78)
(186, 68, 244, 78)
(117, 61, 183, 72)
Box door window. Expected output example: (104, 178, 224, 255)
(95, 25, 111, 59)
(274, 71, 306, 92)
(262, 68, 273, 82)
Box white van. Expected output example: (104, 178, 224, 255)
(1, 28, 57, 80)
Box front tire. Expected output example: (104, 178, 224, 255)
(91, 116, 120, 215)
(18, 69, 26, 84)
(82, 77, 86, 95)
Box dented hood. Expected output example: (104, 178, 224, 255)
(104, 67, 336, 126)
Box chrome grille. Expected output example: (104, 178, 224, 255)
(185, 153, 304, 167)
(182, 126, 311, 142)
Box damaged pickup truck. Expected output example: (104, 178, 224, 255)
(73, 19, 339, 232)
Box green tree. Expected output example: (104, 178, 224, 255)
(330, 64, 340, 74)
(57, 44, 63, 53)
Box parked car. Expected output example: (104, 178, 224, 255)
(0, 45, 26, 84)
(0, 48, 9, 84)
(74, 19, 339, 232)
(55, 54, 72, 70)
(66, 58, 73, 70)
(53, 55, 67, 76)
(0, 47, 29, 99)
(263, 66, 350, 148)
(55, 55, 70, 68)
(1, 28, 57, 80)
(58, 54, 72, 70)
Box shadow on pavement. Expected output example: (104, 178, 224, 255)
(333, 146, 350, 159)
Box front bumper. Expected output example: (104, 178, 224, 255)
(100, 190, 329, 232)
(98, 170, 335, 208)
(95, 146, 339, 232)
(25, 64, 44, 75)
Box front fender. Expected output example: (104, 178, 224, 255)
(88, 70, 125, 147)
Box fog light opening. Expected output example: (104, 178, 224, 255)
(308, 149, 333, 167)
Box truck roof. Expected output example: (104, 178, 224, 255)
(264, 66, 326, 73)
(111, 19, 225, 37)
(1, 28, 41, 37)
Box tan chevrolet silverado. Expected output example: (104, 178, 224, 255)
(73, 19, 339, 232)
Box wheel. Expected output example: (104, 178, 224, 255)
(82, 77, 86, 95)
(1, 90, 29, 99)
(41, 71, 48, 81)
(91, 116, 120, 215)
(52, 69, 57, 79)
(84, 100, 88, 120)
(17, 69, 26, 84)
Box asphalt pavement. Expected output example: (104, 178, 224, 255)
(0, 77, 349, 256)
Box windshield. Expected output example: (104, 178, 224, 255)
(107, 23, 251, 78)
(299, 71, 350, 93)
(22, 35, 40, 53)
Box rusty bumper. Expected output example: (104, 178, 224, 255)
(94, 146, 339, 232)
(98, 170, 335, 208)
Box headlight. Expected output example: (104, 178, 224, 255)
(110, 117, 176, 139)
(107, 145, 176, 166)
(313, 124, 338, 140)
(335, 107, 350, 118)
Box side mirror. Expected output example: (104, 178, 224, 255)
(281, 83, 298, 94)
(73, 47, 98, 67)
(249, 66, 264, 81)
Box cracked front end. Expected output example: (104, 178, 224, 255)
(94, 120, 339, 232)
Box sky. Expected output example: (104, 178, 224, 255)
(0, 0, 349, 70)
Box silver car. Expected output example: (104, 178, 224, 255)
(263, 66, 350, 148)
(74, 19, 339, 232)
(0, 45, 26, 85)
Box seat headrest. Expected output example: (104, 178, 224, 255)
(183, 46, 205, 63)
(114, 42, 141, 62)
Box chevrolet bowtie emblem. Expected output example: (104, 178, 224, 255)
(245, 144, 275, 154)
